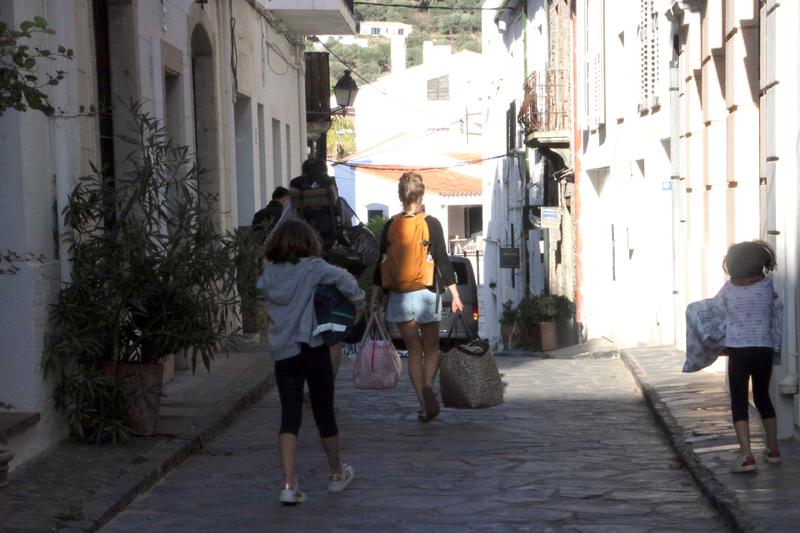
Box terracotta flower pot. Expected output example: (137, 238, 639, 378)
(100, 361, 164, 436)
(539, 320, 558, 351)
(0, 448, 13, 532)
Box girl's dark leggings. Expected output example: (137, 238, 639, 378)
(275, 343, 338, 438)
(727, 346, 775, 423)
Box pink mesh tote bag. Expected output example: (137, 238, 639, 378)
(353, 313, 401, 389)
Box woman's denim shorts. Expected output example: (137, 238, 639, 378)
(385, 289, 440, 324)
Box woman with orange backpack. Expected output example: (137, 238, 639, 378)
(370, 172, 463, 422)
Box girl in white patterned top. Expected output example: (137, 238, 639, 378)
(713, 240, 782, 472)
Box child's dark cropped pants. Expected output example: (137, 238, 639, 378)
(274, 343, 338, 438)
(726, 346, 776, 423)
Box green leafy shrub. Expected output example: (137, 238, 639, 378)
(499, 300, 517, 327)
(46, 104, 244, 442)
(554, 294, 575, 320)
(0, 17, 73, 116)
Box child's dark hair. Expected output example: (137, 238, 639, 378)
(265, 219, 321, 263)
(722, 240, 776, 279)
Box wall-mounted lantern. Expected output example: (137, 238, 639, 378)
(331, 70, 359, 115)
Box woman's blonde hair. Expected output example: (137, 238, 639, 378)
(398, 172, 425, 207)
(265, 219, 322, 263)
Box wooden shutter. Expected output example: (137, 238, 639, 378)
(589, 0, 605, 128)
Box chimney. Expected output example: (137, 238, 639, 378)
(422, 40, 451, 66)
(391, 35, 406, 74)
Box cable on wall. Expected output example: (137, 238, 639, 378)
(229, 0, 238, 101)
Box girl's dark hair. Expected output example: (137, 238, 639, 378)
(722, 240, 776, 279)
(265, 219, 322, 263)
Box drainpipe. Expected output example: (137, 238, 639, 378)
(669, 58, 682, 346)
(521, 1, 531, 296)
(778, 5, 799, 398)
(571, 0, 584, 328)
(49, 0, 75, 285)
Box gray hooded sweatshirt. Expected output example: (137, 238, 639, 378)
(257, 257, 365, 361)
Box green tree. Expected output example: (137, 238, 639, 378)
(0, 16, 74, 116)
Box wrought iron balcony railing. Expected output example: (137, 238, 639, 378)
(518, 69, 571, 146)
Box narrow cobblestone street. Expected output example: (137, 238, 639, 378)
(101, 356, 726, 532)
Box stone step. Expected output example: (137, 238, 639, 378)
(0, 411, 40, 443)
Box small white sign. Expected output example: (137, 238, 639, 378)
(540, 206, 559, 229)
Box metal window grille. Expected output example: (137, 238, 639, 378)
(518, 69, 571, 135)
(639, 0, 658, 107)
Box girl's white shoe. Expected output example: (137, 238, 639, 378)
(280, 482, 307, 505)
(328, 464, 355, 492)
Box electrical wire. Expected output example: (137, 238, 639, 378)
(354, 1, 498, 10)
(333, 153, 507, 171)
(313, 38, 464, 120)
(349, 118, 465, 160)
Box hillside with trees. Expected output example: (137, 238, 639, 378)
(317, 0, 483, 85)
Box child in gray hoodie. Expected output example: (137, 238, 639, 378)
(257, 219, 364, 505)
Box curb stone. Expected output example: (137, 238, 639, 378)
(72, 355, 274, 532)
(618, 348, 766, 533)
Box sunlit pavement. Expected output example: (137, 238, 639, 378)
(101, 355, 726, 532)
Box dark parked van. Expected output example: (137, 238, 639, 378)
(386, 255, 479, 348)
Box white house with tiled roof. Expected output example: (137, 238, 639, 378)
(334, 129, 485, 288)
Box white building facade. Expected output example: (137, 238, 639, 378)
(573, 0, 800, 438)
(480, 0, 573, 347)
(0, 0, 355, 467)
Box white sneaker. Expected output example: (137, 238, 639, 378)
(328, 464, 355, 492)
(279, 482, 307, 505)
(731, 454, 757, 473)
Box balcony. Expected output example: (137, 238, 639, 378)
(519, 69, 571, 148)
(261, 0, 357, 35)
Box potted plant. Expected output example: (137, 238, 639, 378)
(535, 294, 559, 351)
(514, 296, 541, 350)
(499, 300, 518, 349)
(46, 105, 240, 441)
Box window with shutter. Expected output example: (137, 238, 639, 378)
(427, 75, 450, 101)
(506, 101, 517, 154)
(639, 0, 659, 110)
(583, 0, 605, 129)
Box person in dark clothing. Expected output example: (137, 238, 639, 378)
(289, 159, 347, 381)
(252, 186, 290, 235)
(289, 159, 340, 251)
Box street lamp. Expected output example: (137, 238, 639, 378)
(331, 70, 359, 115)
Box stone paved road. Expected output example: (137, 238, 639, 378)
(101, 357, 727, 532)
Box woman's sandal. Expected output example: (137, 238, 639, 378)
(422, 386, 440, 420)
(417, 410, 430, 423)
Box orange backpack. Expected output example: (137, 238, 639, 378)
(380, 213, 435, 292)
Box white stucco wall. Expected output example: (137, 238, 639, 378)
(0, 0, 313, 467)
(479, 0, 548, 346)
(0, 0, 93, 467)
(576, 1, 675, 347)
(760, 0, 800, 437)
(354, 47, 489, 153)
